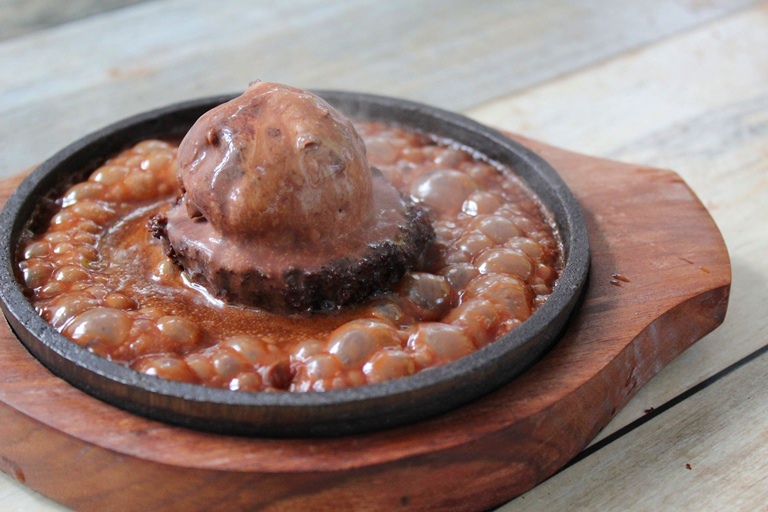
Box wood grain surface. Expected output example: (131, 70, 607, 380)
(0, 0, 147, 41)
(0, 136, 730, 511)
(0, 0, 756, 176)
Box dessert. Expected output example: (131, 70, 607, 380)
(156, 81, 433, 313)
(16, 83, 563, 393)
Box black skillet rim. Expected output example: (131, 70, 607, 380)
(0, 91, 590, 436)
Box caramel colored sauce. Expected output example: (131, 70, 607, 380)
(18, 123, 563, 392)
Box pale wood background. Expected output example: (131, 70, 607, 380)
(0, 0, 145, 41)
(1, 1, 767, 510)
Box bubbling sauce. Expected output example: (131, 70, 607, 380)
(18, 122, 562, 392)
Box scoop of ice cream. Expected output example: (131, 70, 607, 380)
(176, 81, 374, 245)
(159, 81, 435, 312)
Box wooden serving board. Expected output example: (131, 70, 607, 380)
(0, 135, 730, 512)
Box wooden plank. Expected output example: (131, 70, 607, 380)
(499, 349, 768, 511)
(0, 0, 148, 41)
(468, 2, 768, 157)
(0, 0, 758, 177)
(0, 135, 729, 511)
(469, 3, 768, 443)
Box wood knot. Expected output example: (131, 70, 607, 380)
(0, 456, 25, 483)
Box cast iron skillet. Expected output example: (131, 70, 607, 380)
(0, 91, 590, 437)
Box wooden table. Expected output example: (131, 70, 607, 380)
(1, 1, 766, 509)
